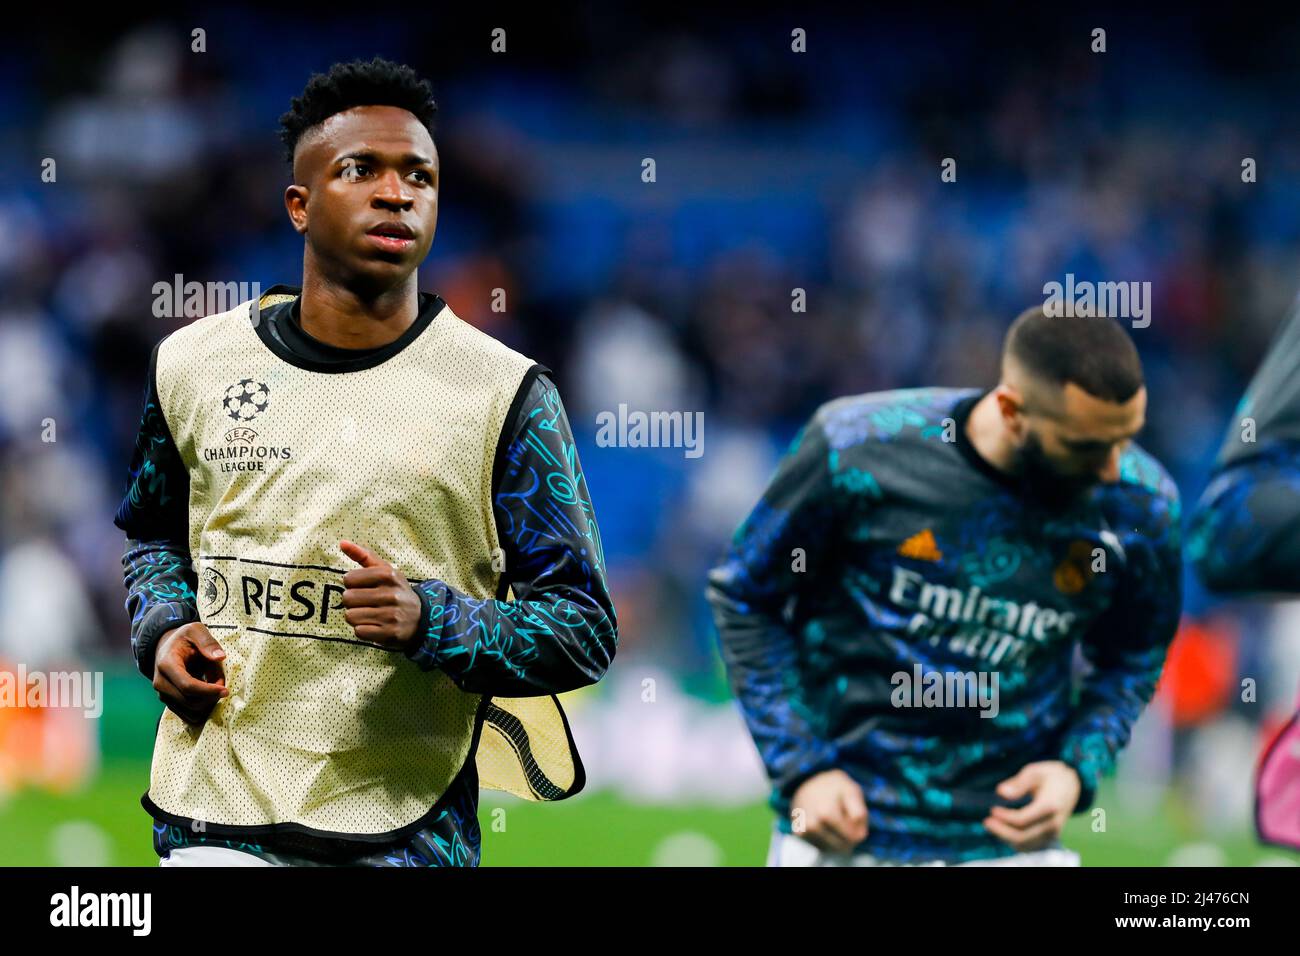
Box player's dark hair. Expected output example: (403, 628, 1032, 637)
(1004, 305, 1144, 403)
(278, 57, 437, 167)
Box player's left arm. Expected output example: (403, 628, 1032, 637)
(1057, 473, 1184, 814)
(1187, 446, 1300, 594)
(350, 371, 617, 696)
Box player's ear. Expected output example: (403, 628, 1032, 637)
(993, 383, 1024, 426)
(284, 184, 309, 235)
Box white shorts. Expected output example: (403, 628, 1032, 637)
(767, 828, 1081, 867)
(159, 845, 336, 867)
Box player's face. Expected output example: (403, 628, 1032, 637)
(286, 105, 438, 292)
(1017, 383, 1147, 506)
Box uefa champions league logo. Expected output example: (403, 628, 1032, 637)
(223, 379, 270, 422)
(206, 380, 289, 472)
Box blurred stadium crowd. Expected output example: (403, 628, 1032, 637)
(2, 9, 1300, 845)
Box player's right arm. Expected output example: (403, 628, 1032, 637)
(705, 410, 867, 852)
(1187, 447, 1300, 594)
(1189, 298, 1300, 594)
(114, 341, 226, 723)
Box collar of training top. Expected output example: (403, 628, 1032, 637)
(950, 388, 1114, 516)
(249, 283, 447, 374)
(951, 389, 1023, 492)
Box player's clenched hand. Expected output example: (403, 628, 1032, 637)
(983, 760, 1081, 851)
(339, 540, 422, 650)
(153, 622, 228, 726)
(790, 769, 869, 853)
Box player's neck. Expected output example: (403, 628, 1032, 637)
(296, 265, 420, 350)
(965, 390, 1020, 476)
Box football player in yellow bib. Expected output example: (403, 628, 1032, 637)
(114, 58, 617, 866)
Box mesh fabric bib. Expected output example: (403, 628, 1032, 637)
(145, 291, 582, 840)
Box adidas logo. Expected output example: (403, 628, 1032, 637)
(898, 528, 942, 562)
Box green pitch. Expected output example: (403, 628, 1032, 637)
(0, 759, 1287, 867)
(0, 665, 1290, 867)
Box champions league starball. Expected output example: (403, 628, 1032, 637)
(224, 379, 270, 422)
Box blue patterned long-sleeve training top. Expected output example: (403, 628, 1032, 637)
(1188, 294, 1300, 593)
(706, 387, 1182, 862)
(114, 289, 617, 866)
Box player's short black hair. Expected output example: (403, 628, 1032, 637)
(1005, 305, 1144, 403)
(278, 57, 438, 167)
